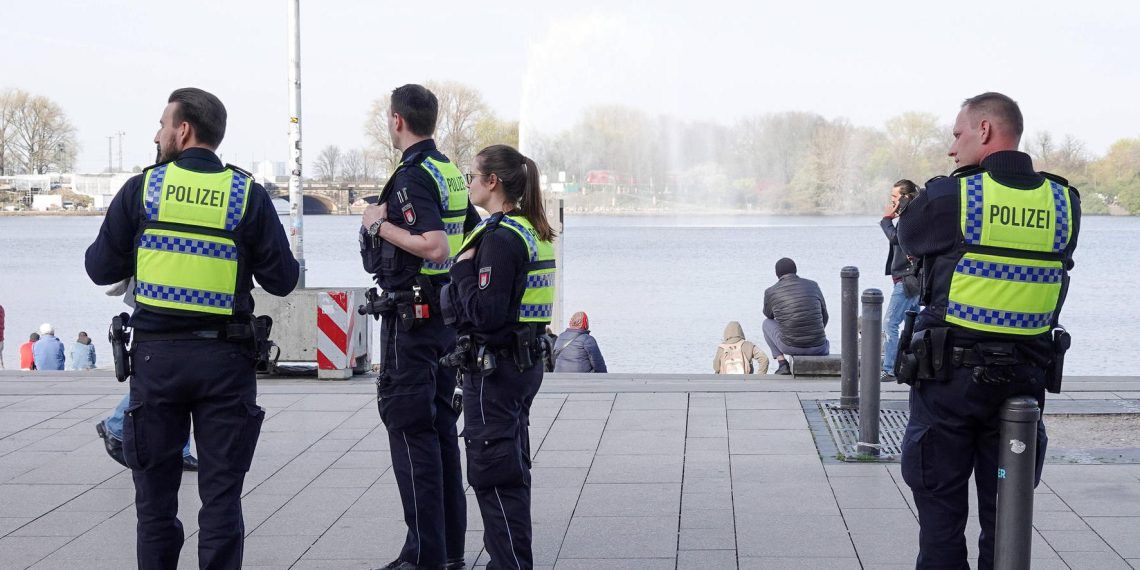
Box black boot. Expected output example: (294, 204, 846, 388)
(774, 360, 791, 375)
(182, 454, 199, 471)
(95, 420, 128, 468)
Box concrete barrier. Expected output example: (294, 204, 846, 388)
(786, 354, 843, 377)
(251, 287, 372, 378)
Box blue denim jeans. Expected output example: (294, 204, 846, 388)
(107, 393, 192, 457)
(883, 281, 920, 374)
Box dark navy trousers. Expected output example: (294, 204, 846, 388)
(901, 364, 1048, 570)
(124, 339, 264, 570)
(377, 314, 466, 568)
(462, 359, 543, 570)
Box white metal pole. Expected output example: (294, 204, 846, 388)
(287, 0, 306, 287)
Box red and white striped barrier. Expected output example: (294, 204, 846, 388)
(316, 290, 357, 378)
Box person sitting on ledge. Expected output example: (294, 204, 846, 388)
(762, 257, 830, 374)
(714, 321, 769, 374)
(553, 311, 608, 373)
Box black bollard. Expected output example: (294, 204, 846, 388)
(994, 396, 1042, 570)
(840, 267, 860, 409)
(857, 289, 883, 456)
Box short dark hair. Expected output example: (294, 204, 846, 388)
(29, 332, 39, 342)
(390, 84, 438, 137)
(961, 92, 1023, 139)
(894, 179, 918, 196)
(168, 88, 227, 147)
(775, 257, 797, 278)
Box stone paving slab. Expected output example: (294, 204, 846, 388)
(0, 371, 1138, 568)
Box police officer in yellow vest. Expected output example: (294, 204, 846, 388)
(85, 88, 299, 569)
(360, 84, 480, 570)
(440, 144, 556, 570)
(897, 92, 1081, 570)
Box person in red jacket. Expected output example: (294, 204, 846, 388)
(19, 332, 39, 370)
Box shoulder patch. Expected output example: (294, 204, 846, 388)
(478, 266, 492, 289)
(401, 203, 416, 225)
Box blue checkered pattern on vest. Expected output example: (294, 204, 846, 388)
(1050, 180, 1070, 253)
(421, 160, 450, 210)
(499, 216, 539, 262)
(525, 273, 555, 289)
(955, 258, 1062, 284)
(143, 164, 169, 221)
(138, 235, 238, 261)
(423, 258, 454, 272)
(224, 172, 248, 231)
(445, 221, 465, 236)
(135, 281, 235, 309)
(947, 301, 1052, 330)
(519, 303, 552, 319)
(962, 174, 984, 244)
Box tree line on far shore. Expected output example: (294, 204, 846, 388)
(4, 85, 1139, 215)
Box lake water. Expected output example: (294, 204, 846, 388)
(1, 214, 1134, 375)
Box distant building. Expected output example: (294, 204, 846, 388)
(32, 194, 63, 211)
(72, 172, 134, 211)
(256, 160, 287, 185)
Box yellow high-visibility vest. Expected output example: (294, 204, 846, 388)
(458, 214, 556, 323)
(134, 163, 250, 316)
(416, 156, 469, 275)
(944, 172, 1072, 335)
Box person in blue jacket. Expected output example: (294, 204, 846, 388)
(552, 311, 607, 372)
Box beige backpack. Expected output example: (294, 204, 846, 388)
(719, 340, 748, 374)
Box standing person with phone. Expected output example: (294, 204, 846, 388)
(880, 179, 921, 382)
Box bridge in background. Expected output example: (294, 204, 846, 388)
(267, 181, 385, 214)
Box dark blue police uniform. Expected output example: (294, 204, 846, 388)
(360, 139, 479, 570)
(897, 150, 1081, 570)
(444, 212, 548, 570)
(85, 148, 299, 569)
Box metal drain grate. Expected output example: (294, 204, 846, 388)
(819, 400, 909, 461)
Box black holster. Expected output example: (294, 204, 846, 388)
(896, 326, 952, 386)
(511, 326, 536, 372)
(251, 315, 275, 373)
(108, 312, 132, 383)
(1046, 328, 1070, 394)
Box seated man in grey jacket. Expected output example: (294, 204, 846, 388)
(762, 258, 830, 374)
(553, 311, 608, 373)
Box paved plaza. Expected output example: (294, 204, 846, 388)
(1, 371, 1138, 569)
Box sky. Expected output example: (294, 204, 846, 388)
(2, 0, 1137, 174)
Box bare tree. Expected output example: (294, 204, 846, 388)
(313, 144, 341, 182)
(1028, 131, 1089, 178)
(0, 89, 78, 174)
(0, 90, 16, 175)
(426, 81, 489, 170)
(341, 148, 366, 182)
(364, 98, 404, 177)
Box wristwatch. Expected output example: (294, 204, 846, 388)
(367, 218, 385, 237)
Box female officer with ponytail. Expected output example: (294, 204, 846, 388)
(441, 144, 555, 570)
